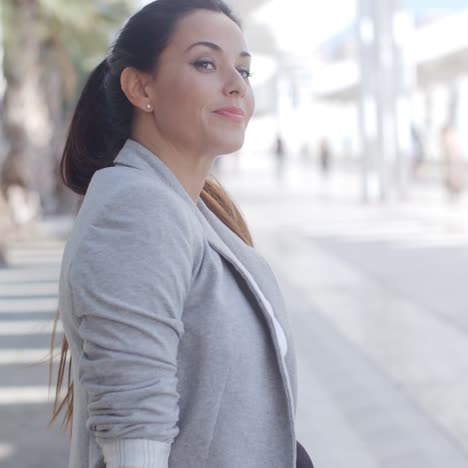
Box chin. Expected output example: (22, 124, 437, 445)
(214, 134, 245, 155)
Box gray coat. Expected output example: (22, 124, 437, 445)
(58, 139, 298, 468)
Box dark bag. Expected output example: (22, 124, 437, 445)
(296, 440, 314, 468)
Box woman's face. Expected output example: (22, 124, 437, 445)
(146, 9, 255, 158)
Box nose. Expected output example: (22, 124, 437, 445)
(223, 67, 248, 97)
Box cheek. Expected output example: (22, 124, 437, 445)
(249, 91, 256, 116)
(155, 78, 214, 145)
(245, 89, 256, 121)
(163, 81, 212, 130)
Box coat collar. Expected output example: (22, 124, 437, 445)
(113, 139, 297, 418)
(113, 140, 267, 287)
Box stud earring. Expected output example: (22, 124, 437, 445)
(146, 104, 152, 110)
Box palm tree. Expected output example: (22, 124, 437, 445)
(0, 0, 133, 224)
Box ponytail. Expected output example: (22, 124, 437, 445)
(60, 58, 131, 196)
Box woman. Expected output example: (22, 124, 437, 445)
(49, 1, 314, 467)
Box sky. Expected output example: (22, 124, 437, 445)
(252, 0, 356, 54)
(252, 0, 468, 55)
(408, 0, 468, 11)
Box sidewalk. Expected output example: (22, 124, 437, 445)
(256, 232, 468, 467)
(0, 236, 69, 468)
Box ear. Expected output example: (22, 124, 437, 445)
(120, 66, 153, 111)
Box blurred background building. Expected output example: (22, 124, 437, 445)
(233, 0, 468, 202)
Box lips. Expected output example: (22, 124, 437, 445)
(214, 106, 245, 116)
(213, 106, 246, 122)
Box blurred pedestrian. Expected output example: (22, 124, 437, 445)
(440, 123, 466, 201)
(48, 1, 313, 467)
(274, 133, 287, 181)
(319, 137, 332, 176)
(411, 125, 425, 177)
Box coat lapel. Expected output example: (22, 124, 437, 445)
(195, 198, 298, 415)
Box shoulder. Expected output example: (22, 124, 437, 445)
(70, 166, 204, 284)
(81, 165, 200, 237)
(89, 165, 183, 211)
(69, 165, 205, 271)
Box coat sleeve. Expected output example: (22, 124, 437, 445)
(69, 181, 194, 467)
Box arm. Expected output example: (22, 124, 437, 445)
(70, 182, 193, 467)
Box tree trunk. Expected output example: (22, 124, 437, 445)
(1, 0, 54, 221)
(40, 37, 79, 215)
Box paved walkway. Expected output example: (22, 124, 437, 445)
(0, 237, 69, 468)
(258, 233, 468, 467)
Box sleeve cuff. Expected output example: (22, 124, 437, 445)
(99, 438, 172, 468)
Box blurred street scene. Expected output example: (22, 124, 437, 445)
(1, 0, 468, 467)
(219, 153, 468, 467)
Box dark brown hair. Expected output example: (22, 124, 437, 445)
(48, 0, 254, 437)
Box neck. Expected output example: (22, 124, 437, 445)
(131, 126, 215, 204)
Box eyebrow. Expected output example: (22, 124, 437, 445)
(185, 41, 251, 58)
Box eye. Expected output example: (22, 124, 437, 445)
(238, 68, 253, 79)
(193, 60, 215, 71)
(193, 60, 253, 79)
